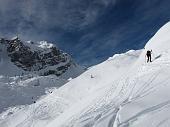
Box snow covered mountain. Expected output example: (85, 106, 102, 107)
(0, 37, 83, 78)
(1, 21, 170, 127)
(0, 38, 84, 114)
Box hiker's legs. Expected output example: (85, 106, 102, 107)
(149, 55, 152, 62)
(147, 55, 149, 62)
(147, 55, 151, 63)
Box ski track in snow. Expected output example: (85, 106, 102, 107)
(119, 100, 170, 127)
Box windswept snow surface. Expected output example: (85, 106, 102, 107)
(1, 22, 170, 127)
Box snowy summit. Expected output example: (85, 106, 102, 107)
(1, 22, 170, 127)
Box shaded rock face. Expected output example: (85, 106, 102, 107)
(0, 37, 75, 76)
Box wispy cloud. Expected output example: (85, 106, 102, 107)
(0, 0, 117, 37)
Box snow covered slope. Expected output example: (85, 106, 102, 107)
(1, 22, 170, 127)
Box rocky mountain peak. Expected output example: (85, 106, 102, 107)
(0, 37, 83, 77)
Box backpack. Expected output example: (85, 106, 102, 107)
(147, 50, 151, 55)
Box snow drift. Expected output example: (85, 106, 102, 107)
(1, 22, 170, 127)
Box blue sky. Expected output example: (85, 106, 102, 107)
(0, 0, 170, 66)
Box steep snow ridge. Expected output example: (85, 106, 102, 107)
(135, 22, 170, 67)
(145, 22, 170, 55)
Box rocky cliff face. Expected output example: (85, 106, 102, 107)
(0, 37, 83, 77)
